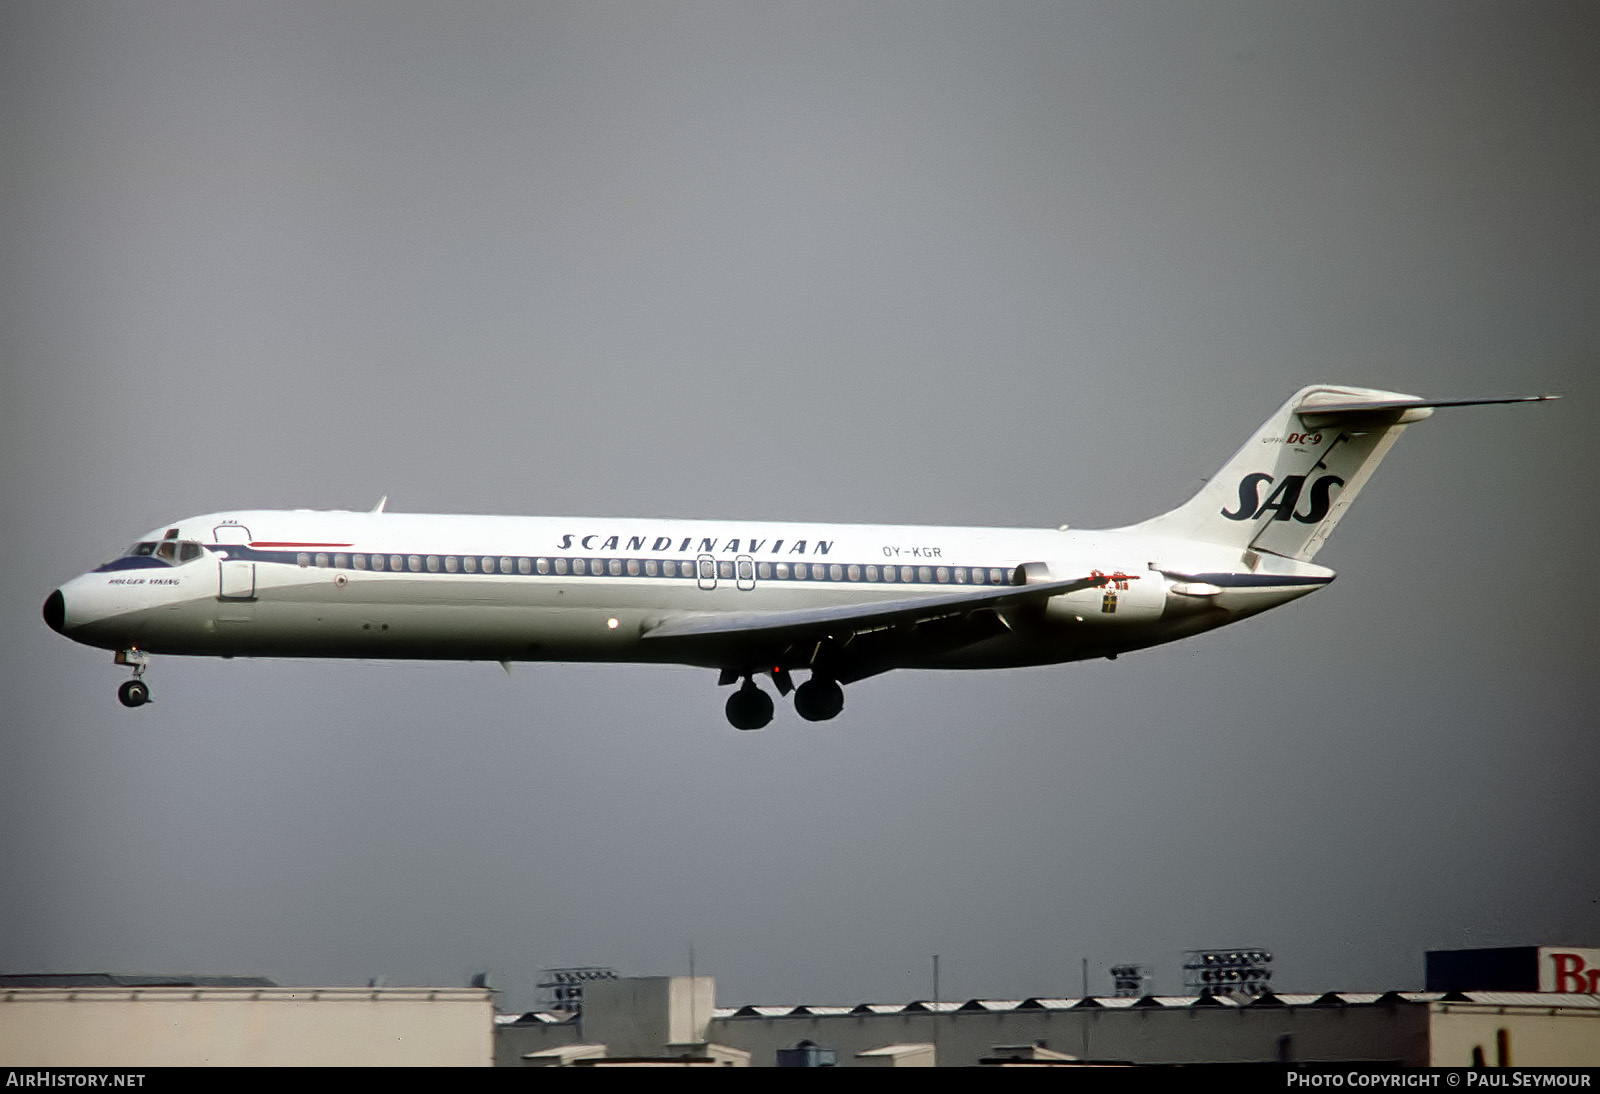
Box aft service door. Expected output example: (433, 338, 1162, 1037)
(214, 524, 256, 600)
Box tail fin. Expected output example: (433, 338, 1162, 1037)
(1123, 385, 1555, 562)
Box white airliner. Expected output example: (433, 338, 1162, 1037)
(44, 385, 1551, 728)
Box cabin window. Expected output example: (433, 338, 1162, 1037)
(882, 565, 895, 582)
(936, 567, 949, 583)
(644, 559, 658, 577)
(993, 568, 1008, 585)
(846, 564, 860, 581)
(463, 556, 477, 573)
(501, 557, 514, 574)
(315, 553, 330, 568)
(442, 556, 456, 572)
(757, 562, 771, 579)
(608, 559, 622, 576)
(572, 559, 586, 575)
(626, 559, 640, 576)
(297, 552, 311, 567)
(371, 554, 385, 571)
(518, 557, 531, 574)
(554, 558, 568, 575)
(718, 560, 734, 580)
(426, 556, 440, 572)
(352, 554, 367, 570)
(918, 566, 932, 583)
(334, 553, 348, 569)
(536, 558, 550, 575)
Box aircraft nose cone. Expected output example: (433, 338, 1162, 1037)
(43, 589, 65, 634)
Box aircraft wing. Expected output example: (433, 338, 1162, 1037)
(640, 573, 1110, 646)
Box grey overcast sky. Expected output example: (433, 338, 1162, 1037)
(2, 1, 1595, 1012)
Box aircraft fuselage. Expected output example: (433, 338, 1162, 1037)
(47, 510, 1329, 672)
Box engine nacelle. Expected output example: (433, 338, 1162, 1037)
(1021, 562, 1165, 625)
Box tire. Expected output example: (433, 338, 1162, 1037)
(794, 678, 844, 722)
(725, 684, 774, 730)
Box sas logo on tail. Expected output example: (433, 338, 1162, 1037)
(1222, 473, 1345, 523)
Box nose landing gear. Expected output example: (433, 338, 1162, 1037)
(115, 649, 151, 708)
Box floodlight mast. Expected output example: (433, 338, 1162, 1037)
(1182, 949, 1274, 998)
(1110, 964, 1150, 998)
(536, 965, 619, 1015)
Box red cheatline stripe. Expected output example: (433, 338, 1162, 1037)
(249, 542, 355, 548)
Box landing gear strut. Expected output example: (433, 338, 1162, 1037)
(724, 677, 774, 730)
(115, 649, 151, 708)
(793, 677, 844, 722)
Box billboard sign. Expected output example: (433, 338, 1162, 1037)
(1540, 948, 1600, 994)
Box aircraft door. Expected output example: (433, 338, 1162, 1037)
(736, 554, 756, 591)
(213, 524, 257, 601)
(696, 553, 717, 591)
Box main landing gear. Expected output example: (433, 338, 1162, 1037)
(721, 670, 845, 729)
(115, 649, 151, 708)
(724, 678, 775, 731)
(793, 677, 844, 722)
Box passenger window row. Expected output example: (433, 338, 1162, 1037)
(292, 552, 1017, 586)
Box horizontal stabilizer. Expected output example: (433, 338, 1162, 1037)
(1295, 392, 1558, 428)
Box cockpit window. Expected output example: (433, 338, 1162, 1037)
(117, 539, 206, 566)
